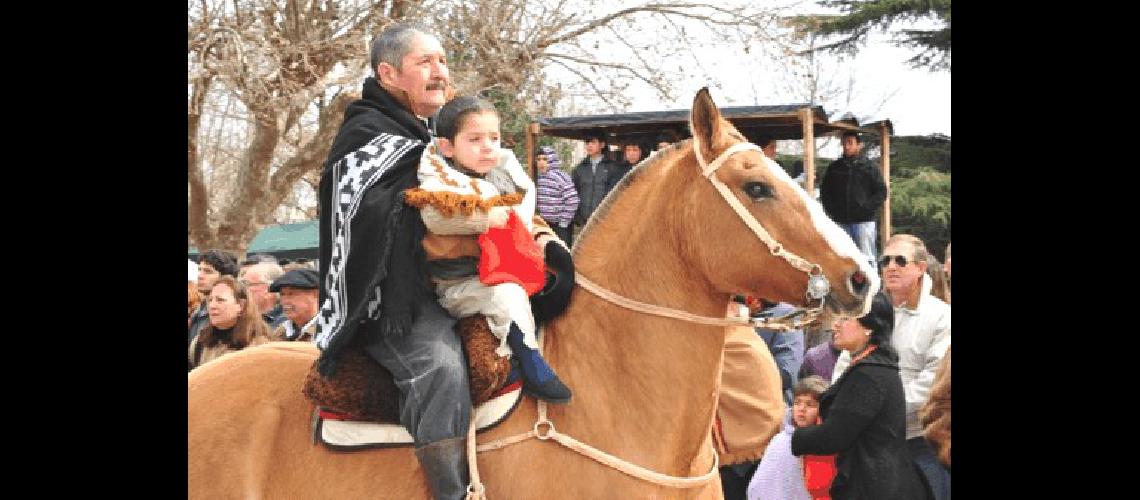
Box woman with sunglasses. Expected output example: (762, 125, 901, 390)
(790, 291, 932, 500)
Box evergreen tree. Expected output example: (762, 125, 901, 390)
(793, 0, 951, 71)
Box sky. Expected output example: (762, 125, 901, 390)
(638, 30, 952, 138)
(548, 2, 950, 139)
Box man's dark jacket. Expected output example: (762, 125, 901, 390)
(316, 77, 433, 376)
(571, 155, 618, 225)
(818, 155, 888, 224)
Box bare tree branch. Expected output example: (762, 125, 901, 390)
(259, 90, 355, 225)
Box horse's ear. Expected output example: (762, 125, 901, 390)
(690, 87, 723, 160)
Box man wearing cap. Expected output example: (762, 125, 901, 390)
(268, 269, 320, 342)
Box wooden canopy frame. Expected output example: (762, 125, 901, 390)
(526, 105, 895, 249)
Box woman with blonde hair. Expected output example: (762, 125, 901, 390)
(188, 275, 271, 370)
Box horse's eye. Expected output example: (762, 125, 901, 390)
(743, 181, 774, 200)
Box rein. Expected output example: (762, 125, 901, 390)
(576, 272, 819, 332)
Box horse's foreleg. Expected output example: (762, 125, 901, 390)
(241, 402, 283, 500)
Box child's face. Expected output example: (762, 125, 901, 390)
(439, 111, 501, 174)
(792, 394, 820, 428)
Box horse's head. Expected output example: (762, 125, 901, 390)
(681, 88, 878, 318)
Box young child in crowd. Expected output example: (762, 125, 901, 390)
(404, 96, 572, 403)
(747, 375, 837, 500)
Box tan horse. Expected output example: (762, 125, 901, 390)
(188, 88, 878, 499)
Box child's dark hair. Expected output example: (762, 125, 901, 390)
(435, 96, 498, 141)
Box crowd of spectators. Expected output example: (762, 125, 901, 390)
(187, 252, 317, 371)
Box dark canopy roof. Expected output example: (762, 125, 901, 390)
(536, 104, 891, 144)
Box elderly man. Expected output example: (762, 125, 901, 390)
(268, 269, 320, 341)
(242, 261, 286, 328)
(314, 23, 470, 499)
(831, 234, 951, 499)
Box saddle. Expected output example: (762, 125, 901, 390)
(302, 315, 519, 449)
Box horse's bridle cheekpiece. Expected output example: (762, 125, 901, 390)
(691, 136, 830, 323)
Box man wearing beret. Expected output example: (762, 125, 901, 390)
(269, 269, 321, 342)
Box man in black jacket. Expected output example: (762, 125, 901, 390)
(571, 130, 618, 230)
(315, 23, 471, 499)
(818, 131, 888, 267)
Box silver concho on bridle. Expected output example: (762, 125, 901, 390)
(806, 265, 830, 302)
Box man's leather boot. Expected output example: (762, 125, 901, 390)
(414, 436, 470, 500)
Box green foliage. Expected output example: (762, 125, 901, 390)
(885, 135, 951, 260)
(890, 168, 950, 260)
(796, 0, 951, 71)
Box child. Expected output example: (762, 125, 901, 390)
(747, 376, 837, 500)
(404, 96, 572, 403)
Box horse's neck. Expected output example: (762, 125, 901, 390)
(545, 153, 727, 472)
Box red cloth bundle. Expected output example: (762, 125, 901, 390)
(802, 453, 837, 500)
(478, 211, 546, 296)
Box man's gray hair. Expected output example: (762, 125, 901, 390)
(247, 262, 284, 286)
(886, 233, 930, 263)
(370, 23, 434, 74)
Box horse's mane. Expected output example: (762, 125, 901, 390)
(574, 139, 691, 248)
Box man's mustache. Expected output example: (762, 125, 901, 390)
(426, 80, 447, 91)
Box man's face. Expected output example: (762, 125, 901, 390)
(585, 138, 603, 156)
(623, 144, 642, 164)
(380, 34, 450, 117)
(240, 270, 274, 311)
(879, 241, 927, 299)
(279, 287, 319, 326)
(842, 136, 862, 157)
(197, 262, 221, 295)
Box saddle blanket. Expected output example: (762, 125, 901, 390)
(312, 380, 523, 450)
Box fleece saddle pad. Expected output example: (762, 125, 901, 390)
(312, 380, 522, 450)
(302, 315, 515, 423)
